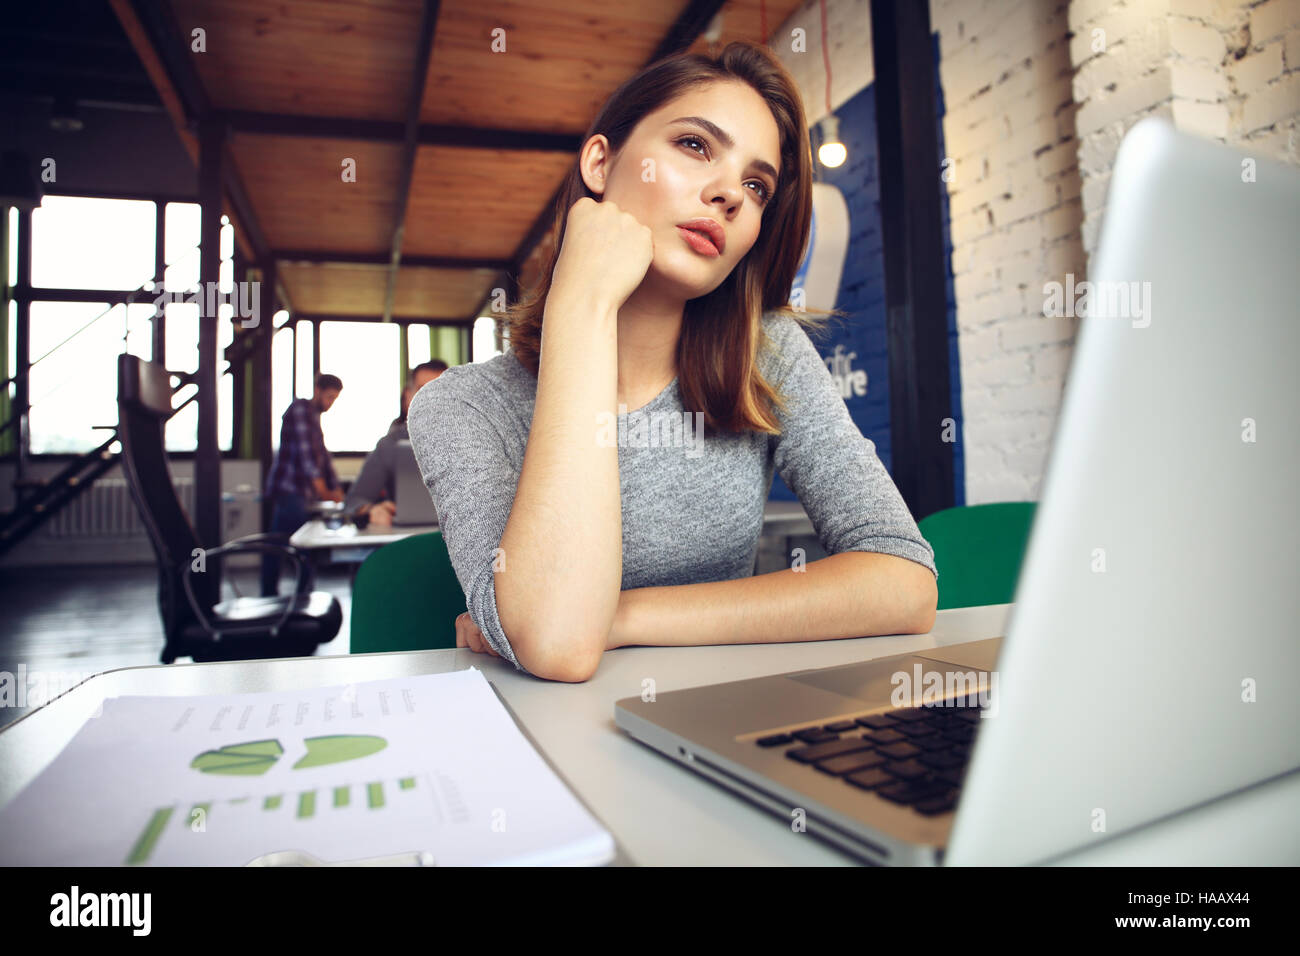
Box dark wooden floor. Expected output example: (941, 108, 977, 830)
(0, 564, 355, 731)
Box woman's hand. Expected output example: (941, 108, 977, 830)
(550, 196, 655, 313)
(455, 612, 499, 658)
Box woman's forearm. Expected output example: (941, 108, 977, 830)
(607, 551, 938, 650)
(495, 290, 623, 681)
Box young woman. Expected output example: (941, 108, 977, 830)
(407, 41, 938, 682)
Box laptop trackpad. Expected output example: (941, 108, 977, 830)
(786, 655, 943, 706)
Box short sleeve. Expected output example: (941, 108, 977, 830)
(406, 382, 530, 672)
(765, 316, 938, 579)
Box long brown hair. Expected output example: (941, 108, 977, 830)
(504, 40, 846, 436)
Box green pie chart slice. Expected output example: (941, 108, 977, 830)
(192, 739, 284, 775)
(292, 735, 387, 769)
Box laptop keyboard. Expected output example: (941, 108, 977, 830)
(753, 701, 983, 816)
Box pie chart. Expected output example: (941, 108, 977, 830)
(191, 735, 387, 775)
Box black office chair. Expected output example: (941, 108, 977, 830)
(117, 354, 342, 663)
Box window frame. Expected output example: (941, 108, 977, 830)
(4, 191, 481, 462)
(5, 191, 247, 461)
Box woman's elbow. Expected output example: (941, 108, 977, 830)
(908, 572, 939, 633)
(512, 628, 605, 682)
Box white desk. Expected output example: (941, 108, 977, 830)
(2, 602, 1293, 866)
(289, 519, 440, 562)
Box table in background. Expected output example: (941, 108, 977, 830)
(289, 519, 440, 564)
(290, 500, 813, 568)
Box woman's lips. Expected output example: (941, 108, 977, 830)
(676, 225, 721, 258)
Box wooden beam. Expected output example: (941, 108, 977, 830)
(647, 0, 729, 65)
(223, 111, 403, 142)
(42, 186, 197, 204)
(296, 313, 474, 327)
(275, 278, 295, 318)
(382, 0, 441, 325)
(107, 0, 196, 158)
(276, 250, 509, 271)
(220, 109, 581, 151)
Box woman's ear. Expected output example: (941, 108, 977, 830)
(578, 133, 612, 196)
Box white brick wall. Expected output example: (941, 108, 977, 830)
(771, 0, 876, 119)
(930, 0, 1085, 504)
(1073, 0, 1300, 266)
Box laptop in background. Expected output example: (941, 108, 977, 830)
(393, 439, 438, 526)
(614, 117, 1300, 865)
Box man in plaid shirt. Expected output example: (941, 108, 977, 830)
(260, 373, 344, 595)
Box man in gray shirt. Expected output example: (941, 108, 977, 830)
(345, 361, 446, 526)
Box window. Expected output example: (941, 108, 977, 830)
(28, 301, 152, 453)
(219, 220, 234, 293)
(5, 299, 15, 397)
(7, 207, 16, 287)
(162, 302, 235, 452)
(407, 323, 432, 369)
(164, 202, 200, 293)
(218, 303, 234, 450)
(474, 315, 503, 363)
(318, 321, 399, 451)
(295, 320, 313, 400)
(428, 324, 467, 366)
(159, 210, 235, 453)
(31, 197, 155, 291)
(4, 301, 14, 438)
(19, 196, 238, 456)
(271, 325, 295, 450)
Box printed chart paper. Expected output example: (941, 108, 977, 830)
(0, 668, 614, 866)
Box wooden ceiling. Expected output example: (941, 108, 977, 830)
(112, 0, 807, 324)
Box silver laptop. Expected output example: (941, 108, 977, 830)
(393, 439, 438, 526)
(614, 118, 1300, 866)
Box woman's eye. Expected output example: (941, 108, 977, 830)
(678, 135, 771, 203)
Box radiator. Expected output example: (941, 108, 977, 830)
(43, 477, 194, 538)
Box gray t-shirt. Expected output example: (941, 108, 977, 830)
(406, 311, 937, 674)
(343, 419, 408, 512)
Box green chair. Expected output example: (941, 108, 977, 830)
(917, 502, 1038, 610)
(349, 532, 467, 653)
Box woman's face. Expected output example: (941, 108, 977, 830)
(580, 80, 783, 301)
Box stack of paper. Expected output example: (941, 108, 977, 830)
(0, 667, 614, 866)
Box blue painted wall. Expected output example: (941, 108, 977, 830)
(770, 31, 965, 511)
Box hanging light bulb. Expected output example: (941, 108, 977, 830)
(703, 12, 724, 55)
(703, 12, 724, 44)
(818, 114, 846, 168)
